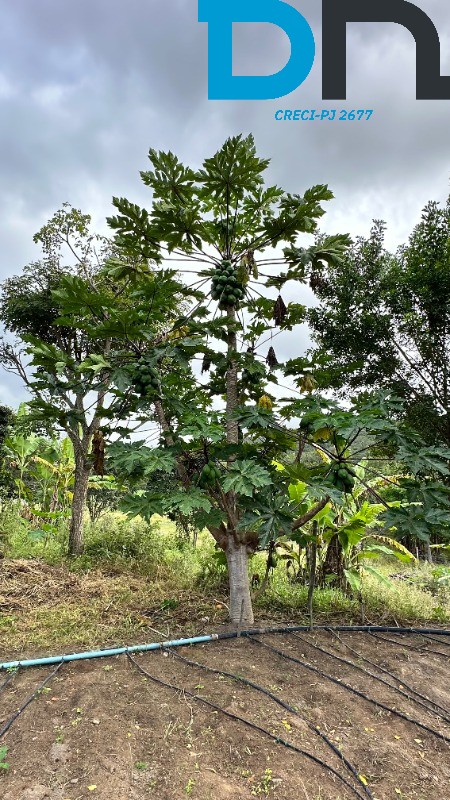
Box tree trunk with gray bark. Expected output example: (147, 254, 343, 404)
(68, 452, 90, 556)
(226, 538, 254, 625)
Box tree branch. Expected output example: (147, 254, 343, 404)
(292, 497, 330, 532)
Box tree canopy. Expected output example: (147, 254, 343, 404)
(308, 198, 450, 446)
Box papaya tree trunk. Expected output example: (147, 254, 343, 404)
(223, 303, 255, 625)
(226, 538, 254, 625)
(68, 453, 90, 556)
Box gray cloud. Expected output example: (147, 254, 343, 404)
(0, 0, 449, 405)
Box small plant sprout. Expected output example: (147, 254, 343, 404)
(0, 746, 9, 771)
(251, 768, 275, 796)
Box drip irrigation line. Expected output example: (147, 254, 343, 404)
(248, 637, 450, 746)
(290, 632, 450, 725)
(1, 627, 449, 672)
(327, 630, 449, 720)
(0, 670, 17, 696)
(368, 632, 448, 658)
(126, 652, 366, 800)
(0, 661, 64, 740)
(419, 633, 450, 649)
(166, 647, 372, 800)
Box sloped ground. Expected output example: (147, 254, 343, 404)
(0, 558, 449, 799)
(0, 630, 449, 800)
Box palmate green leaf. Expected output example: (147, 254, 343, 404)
(241, 185, 284, 220)
(284, 234, 353, 273)
(279, 303, 307, 330)
(287, 480, 308, 505)
(262, 187, 336, 251)
(424, 507, 450, 525)
(120, 491, 164, 520)
(222, 460, 272, 497)
(151, 200, 205, 253)
(78, 355, 111, 375)
(197, 134, 269, 206)
(177, 413, 224, 443)
(238, 491, 297, 549)
(397, 444, 450, 477)
(52, 275, 114, 317)
(245, 296, 275, 323)
(403, 479, 450, 508)
(191, 507, 227, 530)
(107, 198, 162, 262)
(23, 335, 71, 369)
(108, 442, 176, 478)
(233, 405, 275, 430)
(163, 489, 212, 515)
(141, 148, 197, 204)
(380, 504, 431, 542)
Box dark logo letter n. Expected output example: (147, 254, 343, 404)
(322, 0, 450, 100)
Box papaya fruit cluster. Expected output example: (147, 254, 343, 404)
(211, 260, 246, 310)
(132, 359, 161, 397)
(329, 463, 357, 492)
(197, 462, 221, 488)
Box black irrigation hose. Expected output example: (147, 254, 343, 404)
(126, 652, 367, 800)
(327, 629, 450, 720)
(368, 632, 448, 658)
(248, 637, 450, 746)
(0, 661, 64, 740)
(291, 632, 450, 725)
(166, 647, 372, 800)
(0, 670, 18, 696)
(234, 625, 450, 637)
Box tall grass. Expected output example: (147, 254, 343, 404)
(2, 504, 449, 624)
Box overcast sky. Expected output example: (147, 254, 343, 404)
(0, 0, 449, 407)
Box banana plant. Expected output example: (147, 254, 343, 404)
(276, 466, 415, 596)
(4, 432, 40, 502)
(28, 437, 75, 514)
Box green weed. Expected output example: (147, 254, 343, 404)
(0, 746, 9, 772)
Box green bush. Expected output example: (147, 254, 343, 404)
(196, 547, 229, 591)
(80, 513, 164, 567)
(0, 503, 67, 561)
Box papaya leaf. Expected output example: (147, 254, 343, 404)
(222, 460, 272, 497)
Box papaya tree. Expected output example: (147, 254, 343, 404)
(49, 134, 356, 623)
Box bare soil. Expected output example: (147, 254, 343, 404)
(0, 562, 449, 800)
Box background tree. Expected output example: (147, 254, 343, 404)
(0, 205, 174, 555)
(307, 197, 450, 445)
(0, 404, 14, 503)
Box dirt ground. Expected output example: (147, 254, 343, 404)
(0, 562, 449, 800)
(1, 630, 449, 800)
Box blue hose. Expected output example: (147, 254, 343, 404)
(0, 634, 219, 670)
